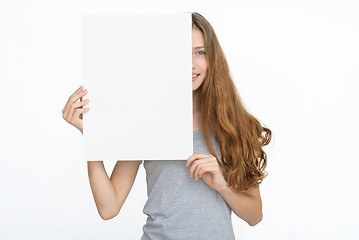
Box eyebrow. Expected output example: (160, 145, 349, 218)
(192, 46, 206, 50)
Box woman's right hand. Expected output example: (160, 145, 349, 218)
(62, 85, 90, 134)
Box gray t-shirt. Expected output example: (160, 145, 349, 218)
(139, 129, 236, 240)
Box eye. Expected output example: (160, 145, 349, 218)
(198, 51, 206, 55)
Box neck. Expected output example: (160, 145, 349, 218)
(192, 91, 202, 130)
(192, 91, 200, 114)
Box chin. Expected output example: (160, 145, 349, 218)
(192, 85, 201, 92)
(192, 81, 203, 91)
(192, 75, 205, 91)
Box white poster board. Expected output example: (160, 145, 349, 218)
(82, 13, 193, 161)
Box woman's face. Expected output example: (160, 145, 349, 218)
(192, 28, 208, 91)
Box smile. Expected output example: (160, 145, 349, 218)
(192, 74, 200, 81)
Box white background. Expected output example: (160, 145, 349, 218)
(0, 0, 358, 239)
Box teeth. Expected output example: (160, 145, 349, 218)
(192, 74, 199, 77)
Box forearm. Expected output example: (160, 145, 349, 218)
(218, 185, 262, 226)
(87, 161, 119, 220)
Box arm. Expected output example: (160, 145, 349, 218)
(218, 185, 263, 226)
(63, 87, 141, 219)
(87, 160, 140, 220)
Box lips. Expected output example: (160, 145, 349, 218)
(192, 73, 200, 81)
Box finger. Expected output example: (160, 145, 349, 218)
(73, 107, 90, 122)
(189, 158, 212, 178)
(78, 96, 84, 119)
(63, 86, 86, 116)
(63, 87, 81, 114)
(194, 162, 217, 180)
(186, 153, 211, 167)
(64, 97, 89, 122)
(63, 85, 83, 112)
(63, 89, 88, 120)
(188, 156, 217, 177)
(196, 164, 218, 180)
(189, 158, 206, 178)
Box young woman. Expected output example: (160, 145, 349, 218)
(62, 12, 271, 240)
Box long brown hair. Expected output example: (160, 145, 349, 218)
(192, 12, 272, 192)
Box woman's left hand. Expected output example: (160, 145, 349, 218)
(185, 153, 228, 192)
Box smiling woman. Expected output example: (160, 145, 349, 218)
(140, 12, 272, 239)
(62, 11, 272, 240)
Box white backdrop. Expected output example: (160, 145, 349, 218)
(0, 0, 358, 239)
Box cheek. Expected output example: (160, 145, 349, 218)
(199, 59, 208, 72)
(201, 65, 208, 77)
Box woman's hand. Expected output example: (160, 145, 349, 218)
(62, 85, 90, 134)
(185, 153, 228, 192)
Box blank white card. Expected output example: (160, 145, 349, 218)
(82, 13, 193, 161)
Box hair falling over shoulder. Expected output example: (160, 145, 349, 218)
(192, 12, 272, 192)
